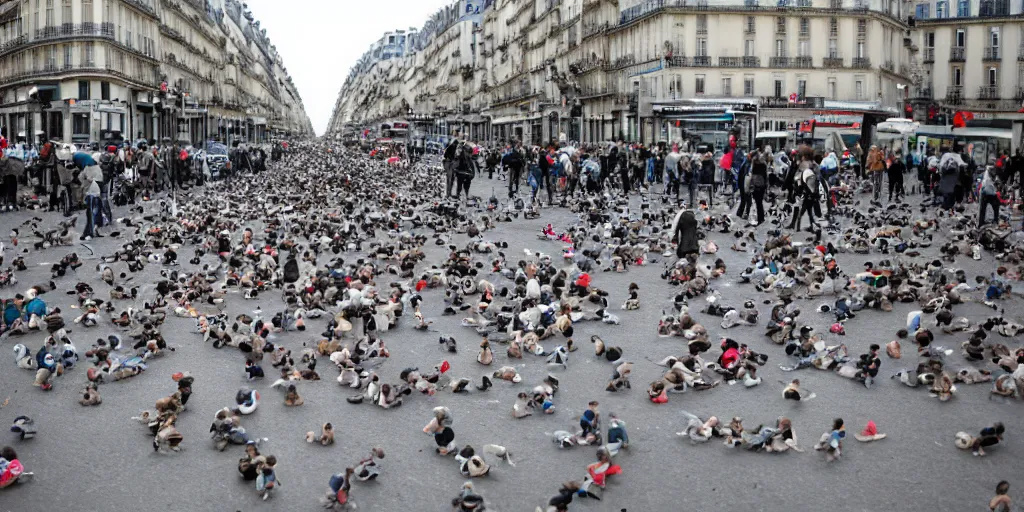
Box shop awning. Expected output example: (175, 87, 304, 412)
(669, 115, 734, 123)
(756, 131, 790, 139)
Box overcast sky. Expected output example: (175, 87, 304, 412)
(244, 0, 453, 136)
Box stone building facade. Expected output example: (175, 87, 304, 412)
(0, 0, 312, 146)
(327, 0, 1024, 150)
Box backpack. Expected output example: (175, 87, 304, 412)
(99, 154, 115, 183)
(802, 166, 819, 196)
(941, 157, 959, 176)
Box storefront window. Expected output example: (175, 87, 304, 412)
(72, 113, 89, 136)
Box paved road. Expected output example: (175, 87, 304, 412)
(0, 167, 1020, 512)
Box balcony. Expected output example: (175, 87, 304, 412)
(742, 56, 760, 67)
(851, 57, 871, 68)
(692, 55, 711, 66)
(719, 56, 743, 67)
(912, 86, 933, 99)
(0, 62, 159, 88)
(978, 85, 999, 99)
(983, 47, 1000, 60)
(922, 47, 934, 63)
(794, 56, 813, 68)
(770, 56, 791, 68)
(823, 56, 844, 68)
(946, 85, 964, 104)
(881, 60, 895, 72)
(949, 47, 965, 61)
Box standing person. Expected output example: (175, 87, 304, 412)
(560, 149, 577, 204)
(887, 150, 906, 203)
(36, 137, 58, 211)
(867, 145, 885, 202)
(851, 142, 864, 179)
(979, 165, 1002, 226)
(537, 145, 554, 205)
(616, 141, 629, 195)
(72, 151, 103, 240)
(699, 151, 716, 208)
(938, 147, 965, 211)
(97, 146, 118, 225)
(502, 142, 524, 199)
(135, 142, 156, 200)
(663, 148, 682, 200)
(453, 143, 475, 202)
(485, 148, 499, 179)
(789, 146, 818, 232)
(735, 152, 752, 221)
(748, 150, 768, 225)
(443, 134, 461, 198)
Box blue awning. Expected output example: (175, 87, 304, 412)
(669, 115, 734, 123)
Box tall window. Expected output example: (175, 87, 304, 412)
(696, 38, 707, 56)
(856, 41, 865, 58)
(989, 26, 999, 47)
(956, 0, 970, 15)
(915, 3, 930, 18)
(828, 78, 837, 99)
(78, 79, 90, 99)
(63, 43, 71, 68)
(799, 40, 810, 57)
(100, 80, 110, 100)
(798, 79, 807, 98)
(722, 77, 732, 96)
(744, 76, 755, 96)
(744, 39, 755, 57)
(952, 65, 962, 85)
(828, 39, 838, 57)
(696, 14, 707, 32)
(936, 0, 948, 16)
(61, 0, 71, 26)
(695, 74, 705, 95)
(104, 0, 111, 25)
(799, 17, 809, 36)
(955, 28, 965, 46)
(855, 80, 864, 99)
(746, 16, 755, 33)
(829, 18, 837, 36)
(45, 0, 53, 27)
(775, 39, 785, 57)
(47, 45, 55, 68)
(82, 0, 93, 24)
(925, 31, 935, 47)
(33, 0, 39, 31)
(774, 79, 783, 97)
(987, 66, 997, 86)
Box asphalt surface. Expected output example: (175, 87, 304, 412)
(0, 163, 1021, 512)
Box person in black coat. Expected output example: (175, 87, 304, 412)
(501, 145, 524, 199)
(673, 210, 700, 259)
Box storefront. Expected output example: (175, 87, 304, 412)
(915, 117, 1023, 166)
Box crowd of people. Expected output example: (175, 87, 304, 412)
(0, 128, 1021, 510)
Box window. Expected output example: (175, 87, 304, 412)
(936, 0, 948, 16)
(828, 78, 837, 99)
(856, 41, 865, 58)
(776, 17, 786, 33)
(696, 14, 707, 32)
(83, 41, 94, 65)
(82, 0, 92, 24)
(855, 80, 864, 99)
(723, 77, 732, 96)
(988, 66, 997, 86)
(697, 38, 707, 56)
(829, 18, 838, 36)
(857, 19, 867, 36)
(45, 0, 53, 26)
(925, 31, 935, 47)
(100, 81, 109, 100)
(744, 39, 755, 57)
(989, 26, 999, 47)
(828, 39, 838, 57)
(695, 74, 705, 95)
(774, 79, 783, 97)
(955, 28, 965, 47)
(744, 76, 755, 96)
(775, 39, 785, 57)
(104, 0, 111, 25)
(915, 3, 930, 18)
(956, 0, 970, 15)
(61, 0, 70, 25)
(78, 79, 90, 99)
(952, 65, 962, 85)
(46, 45, 55, 69)
(63, 43, 71, 68)
(799, 17, 809, 35)
(72, 114, 89, 135)
(33, 0, 39, 31)
(799, 40, 810, 57)
(746, 16, 755, 33)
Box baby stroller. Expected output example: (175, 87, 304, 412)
(112, 167, 137, 207)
